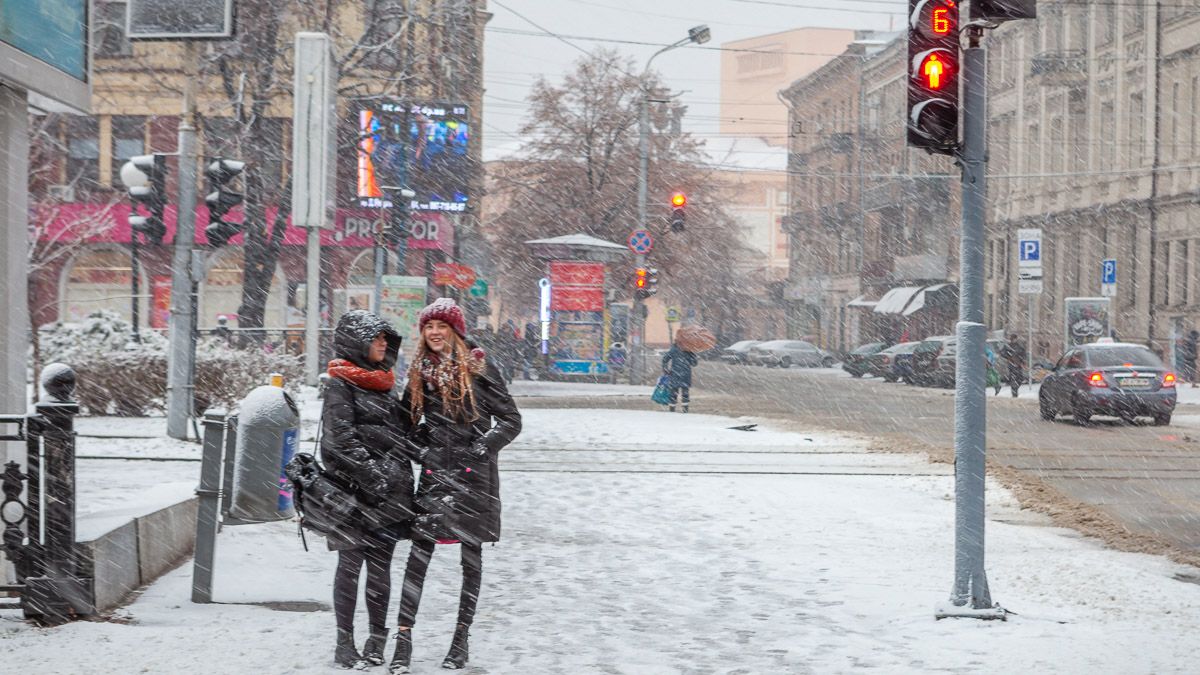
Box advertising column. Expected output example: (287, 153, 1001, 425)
(548, 262, 608, 377)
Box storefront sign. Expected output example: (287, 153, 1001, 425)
(151, 276, 172, 329)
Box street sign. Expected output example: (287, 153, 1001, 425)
(627, 230, 654, 254)
(1101, 258, 1117, 297)
(469, 278, 489, 297)
(1017, 228, 1043, 295)
(666, 306, 681, 323)
(433, 262, 477, 289)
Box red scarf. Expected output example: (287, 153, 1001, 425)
(328, 359, 395, 391)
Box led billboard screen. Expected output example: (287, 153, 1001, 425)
(356, 101, 470, 212)
(0, 0, 87, 80)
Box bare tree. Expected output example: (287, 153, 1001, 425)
(485, 50, 765, 335)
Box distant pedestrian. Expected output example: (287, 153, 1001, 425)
(1000, 332, 1027, 398)
(661, 342, 699, 413)
(522, 322, 540, 380)
(985, 343, 1001, 396)
(1183, 330, 1199, 387)
(322, 311, 414, 669)
(393, 298, 522, 672)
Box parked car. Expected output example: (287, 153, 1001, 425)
(908, 336, 953, 387)
(842, 342, 888, 377)
(747, 340, 835, 368)
(929, 338, 1008, 388)
(1038, 342, 1177, 425)
(719, 340, 763, 365)
(867, 341, 921, 382)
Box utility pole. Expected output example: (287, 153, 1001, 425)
(166, 43, 201, 441)
(632, 25, 710, 385)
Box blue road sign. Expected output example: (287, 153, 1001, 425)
(1102, 259, 1117, 285)
(627, 229, 654, 254)
(1019, 239, 1040, 263)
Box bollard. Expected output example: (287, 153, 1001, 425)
(227, 385, 299, 523)
(191, 410, 227, 603)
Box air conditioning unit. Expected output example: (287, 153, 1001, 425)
(48, 184, 76, 202)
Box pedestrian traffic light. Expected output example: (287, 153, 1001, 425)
(204, 157, 246, 247)
(670, 192, 686, 232)
(907, 0, 960, 155)
(121, 154, 168, 244)
(634, 267, 650, 300)
(647, 268, 659, 296)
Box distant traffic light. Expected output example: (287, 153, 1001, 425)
(634, 267, 649, 300)
(907, 0, 960, 155)
(121, 154, 168, 244)
(204, 157, 246, 247)
(647, 267, 659, 296)
(670, 192, 686, 232)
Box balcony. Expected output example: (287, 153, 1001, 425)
(1030, 50, 1088, 86)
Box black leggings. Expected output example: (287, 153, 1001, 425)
(334, 542, 397, 632)
(398, 540, 483, 628)
(670, 386, 690, 406)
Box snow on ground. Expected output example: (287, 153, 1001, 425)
(506, 380, 655, 398)
(6, 405, 1200, 673)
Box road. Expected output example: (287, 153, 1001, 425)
(681, 363, 1200, 555)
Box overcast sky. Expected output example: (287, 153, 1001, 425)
(481, 0, 906, 160)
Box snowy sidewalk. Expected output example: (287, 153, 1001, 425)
(6, 406, 1200, 673)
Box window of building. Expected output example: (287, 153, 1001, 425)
(1129, 92, 1144, 166)
(65, 116, 101, 191)
(1097, 3, 1115, 46)
(94, 1, 132, 58)
(63, 247, 145, 325)
(111, 116, 146, 185)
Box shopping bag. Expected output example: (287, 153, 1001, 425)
(651, 375, 673, 405)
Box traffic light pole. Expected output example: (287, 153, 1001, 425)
(167, 44, 200, 441)
(936, 25, 1005, 620)
(130, 230, 140, 342)
(633, 93, 650, 386)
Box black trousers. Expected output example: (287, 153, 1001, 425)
(398, 540, 483, 628)
(334, 542, 397, 632)
(669, 386, 690, 407)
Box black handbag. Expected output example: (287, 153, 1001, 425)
(410, 491, 457, 542)
(284, 429, 362, 550)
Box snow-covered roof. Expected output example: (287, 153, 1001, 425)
(702, 137, 787, 173)
(873, 286, 924, 315)
(524, 234, 627, 250)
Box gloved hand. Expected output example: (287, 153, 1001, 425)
(468, 441, 489, 460)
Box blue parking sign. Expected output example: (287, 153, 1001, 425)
(1019, 240, 1040, 263)
(1102, 259, 1117, 285)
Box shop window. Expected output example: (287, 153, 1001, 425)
(63, 247, 146, 325)
(65, 116, 101, 191)
(199, 248, 288, 328)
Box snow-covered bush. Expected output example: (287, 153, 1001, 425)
(39, 311, 303, 416)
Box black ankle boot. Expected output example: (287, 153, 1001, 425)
(388, 629, 412, 674)
(363, 626, 388, 666)
(442, 624, 469, 669)
(335, 628, 364, 669)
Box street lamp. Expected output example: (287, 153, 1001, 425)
(631, 24, 710, 384)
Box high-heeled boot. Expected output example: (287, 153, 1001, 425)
(362, 626, 388, 666)
(335, 628, 364, 669)
(388, 629, 412, 674)
(442, 623, 469, 670)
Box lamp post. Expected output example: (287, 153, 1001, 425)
(632, 24, 710, 384)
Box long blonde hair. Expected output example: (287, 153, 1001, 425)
(407, 330, 483, 424)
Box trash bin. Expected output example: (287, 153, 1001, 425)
(228, 384, 299, 522)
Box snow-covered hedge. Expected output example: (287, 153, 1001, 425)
(40, 311, 304, 416)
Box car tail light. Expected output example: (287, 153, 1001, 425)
(1088, 372, 1108, 388)
(1163, 372, 1177, 388)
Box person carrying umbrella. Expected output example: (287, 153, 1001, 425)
(660, 325, 713, 413)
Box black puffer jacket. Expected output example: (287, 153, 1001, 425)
(320, 311, 415, 550)
(402, 358, 521, 544)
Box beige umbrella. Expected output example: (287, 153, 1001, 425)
(675, 324, 717, 353)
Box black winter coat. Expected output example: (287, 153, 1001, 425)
(402, 360, 521, 545)
(320, 311, 415, 551)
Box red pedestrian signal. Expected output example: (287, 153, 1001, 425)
(907, 0, 960, 154)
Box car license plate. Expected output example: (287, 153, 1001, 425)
(1119, 378, 1151, 389)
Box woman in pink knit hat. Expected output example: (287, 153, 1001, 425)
(390, 298, 521, 673)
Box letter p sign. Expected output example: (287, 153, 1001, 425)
(1020, 240, 1040, 263)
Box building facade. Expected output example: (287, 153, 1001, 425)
(29, 0, 490, 336)
(783, 4, 1200, 360)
